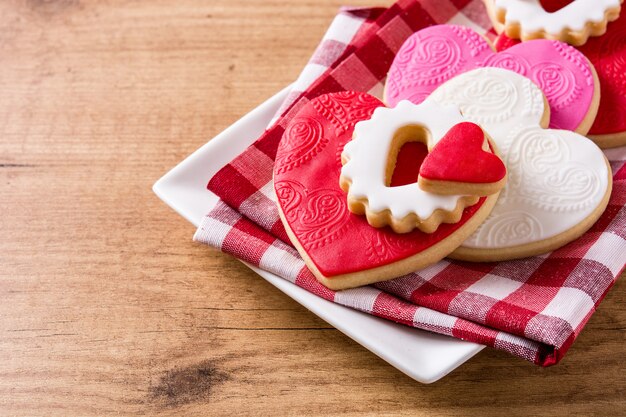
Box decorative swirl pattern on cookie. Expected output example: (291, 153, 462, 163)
(531, 62, 581, 111)
(400, 35, 463, 81)
(275, 180, 304, 223)
(273, 91, 492, 283)
(364, 231, 423, 263)
(385, 32, 467, 103)
(469, 211, 543, 247)
(312, 91, 381, 137)
(300, 189, 349, 242)
(483, 52, 529, 75)
(496, 11, 626, 140)
(431, 68, 610, 252)
(385, 25, 597, 132)
(365, 234, 396, 263)
(504, 126, 600, 212)
(275, 180, 350, 250)
(275, 117, 326, 174)
(383, 232, 424, 253)
(304, 91, 380, 169)
(552, 41, 594, 86)
(600, 27, 626, 90)
(450, 25, 491, 56)
(431, 73, 532, 127)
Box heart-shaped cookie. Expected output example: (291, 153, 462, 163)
(274, 91, 498, 290)
(429, 67, 612, 261)
(484, 0, 622, 46)
(418, 122, 507, 196)
(384, 24, 599, 134)
(339, 101, 486, 234)
(495, 7, 626, 147)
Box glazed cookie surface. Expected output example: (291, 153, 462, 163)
(273, 91, 499, 290)
(429, 68, 612, 261)
(485, 0, 623, 46)
(340, 100, 482, 234)
(417, 122, 507, 197)
(496, 8, 626, 148)
(384, 24, 599, 134)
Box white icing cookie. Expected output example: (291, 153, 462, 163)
(487, 0, 623, 46)
(430, 67, 612, 261)
(340, 100, 481, 234)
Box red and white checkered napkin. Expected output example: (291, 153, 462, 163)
(194, 0, 626, 366)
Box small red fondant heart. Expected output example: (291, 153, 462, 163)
(419, 122, 506, 184)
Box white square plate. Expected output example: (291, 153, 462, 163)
(153, 87, 485, 383)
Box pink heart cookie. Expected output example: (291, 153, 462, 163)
(496, 5, 626, 148)
(384, 24, 599, 133)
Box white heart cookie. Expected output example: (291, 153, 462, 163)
(430, 67, 612, 261)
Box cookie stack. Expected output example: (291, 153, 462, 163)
(273, 1, 623, 290)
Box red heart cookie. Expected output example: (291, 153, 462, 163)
(418, 122, 507, 196)
(494, 3, 626, 147)
(274, 92, 498, 290)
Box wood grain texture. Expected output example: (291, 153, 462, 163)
(0, 0, 624, 415)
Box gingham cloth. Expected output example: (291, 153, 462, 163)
(194, 0, 626, 366)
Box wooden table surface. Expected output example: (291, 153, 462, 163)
(1, 0, 624, 415)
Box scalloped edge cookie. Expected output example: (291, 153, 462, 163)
(484, 0, 623, 46)
(339, 101, 492, 234)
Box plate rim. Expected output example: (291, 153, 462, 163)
(152, 87, 485, 384)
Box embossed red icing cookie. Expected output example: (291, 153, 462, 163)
(495, 7, 626, 148)
(273, 92, 499, 290)
(418, 122, 507, 196)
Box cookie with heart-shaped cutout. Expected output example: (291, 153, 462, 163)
(339, 101, 492, 234)
(274, 91, 499, 290)
(483, 0, 622, 46)
(428, 67, 612, 261)
(384, 24, 599, 135)
(418, 122, 507, 196)
(495, 7, 626, 148)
